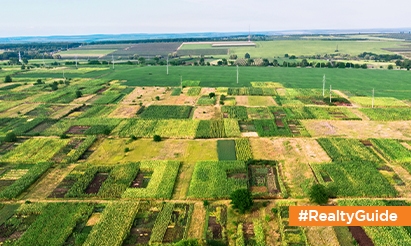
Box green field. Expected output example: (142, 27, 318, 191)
(104, 66, 411, 99)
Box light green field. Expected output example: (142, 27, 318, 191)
(57, 49, 117, 56)
(180, 40, 403, 58)
(350, 97, 409, 107)
(87, 138, 218, 165)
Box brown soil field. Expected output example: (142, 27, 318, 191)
(192, 106, 221, 119)
(302, 120, 411, 139)
(108, 105, 140, 118)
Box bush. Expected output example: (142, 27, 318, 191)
(5, 75, 12, 83)
(230, 189, 254, 214)
(153, 135, 161, 142)
(209, 92, 216, 98)
(203, 200, 209, 207)
(309, 184, 329, 205)
(124, 147, 130, 152)
(76, 90, 83, 98)
(5, 132, 17, 142)
(60, 133, 69, 139)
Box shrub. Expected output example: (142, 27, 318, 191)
(153, 135, 161, 142)
(209, 92, 216, 98)
(5, 75, 12, 83)
(5, 132, 17, 142)
(76, 90, 83, 98)
(60, 133, 69, 139)
(203, 200, 209, 207)
(230, 189, 254, 214)
(309, 184, 328, 205)
(124, 147, 130, 152)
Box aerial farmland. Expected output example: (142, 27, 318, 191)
(1, 3, 411, 244)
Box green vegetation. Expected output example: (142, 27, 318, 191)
(140, 105, 192, 119)
(217, 140, 236, 161)
(188, 161, 247, 198)
(187, 87, 201, 96)
(221, 106, 248, 120)
(121, 160, 180, 199)
(359, 107, 411, 120)
(230, 189, 253, 214)
(84, 201, 139, 246)
(371, 139, 411, 162)
(309, 184, 329, 205)
(234, 138, 252, 161)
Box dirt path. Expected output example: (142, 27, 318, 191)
(350, 108, 370, 121)
(23, 164, 77, 200)
(401, 142, 411, 150)
(388, 164, 411, 198)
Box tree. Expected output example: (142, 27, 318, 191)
(138, 57, 146, 64)
(174, 239, 201, 246)
(289, 55, 296, 59)
(244, 53, 250, 59)
(229, 54, 237, 59)
(309, 184, 328, 205)
(22, 58, 28, 64)
(388, 64, 394, 70)
(217, 60, 223, 66)
(75, 90, 83, 98)
(230, 189, 253, 214)
(5, 132, 17, 142)
(153, 135, 161, 142)
(4, 75, 12, 83)
(208, 92, 215, 98)
(338, 62, 345, 69)
(51, 81, 58, 91)
(284, 54, 289, 58)
(155, 96, 160, 100)
(21, 64, 26, 70)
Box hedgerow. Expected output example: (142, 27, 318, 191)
(83, 201, 140, 246)
(121, 160, 180, 199)
(188, 161, 247, 199)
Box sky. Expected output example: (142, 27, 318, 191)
(1, 0, 411, 37)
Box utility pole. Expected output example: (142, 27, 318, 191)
(323, 74, 325, 96)
(237, 65, 239, 84)
(372, 88, 374, 108)
(167, 56, 169, 75)
(330, 85, 332, 103)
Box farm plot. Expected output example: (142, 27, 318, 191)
(317, 138, 383, 163)
(276, 204, 309, 246)
(121, 86, 167, 105)
(64, 163, 140, 198)
(121, 160, 180, 199)
(0, 91, 37, 101)
(76, 105, 116, 118)
(139, 105, 192, 119)
(338, 199, 411, 245)
(25, 104, 79, 119)
(247, 160, 286, 198)
(246, 107, 272, 119)
(0, 118, 29, 136)
(43, 117, 122, 136)
(269, 106, 360, 120)
(359, 107, 411, 120)
(195, 119, 240, 138)
(0, 162, 54, 199)
(1, 138, 69, 163)
(113, 119, 199, 138)
(251, 119, 309, 137)
(0, 103, 38, 118)
(221, 106, 248, 120)
(196, 96, 216, 106)
(250, 138, 331, 198)
(351, 96, 409, 107)
(188, 161, 247, 199)
(303, 120, 411, 139)
(312, 161, 398, 198)
(217, 140, 236, 161)
(371, 139, 411, 162)
(192, 106, 220, 120)
(205, 205, 228, 243)
(228, 87, 276, 96)
(83, 201, 139, 246)
(107, 105, 140, 118)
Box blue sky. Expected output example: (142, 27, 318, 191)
(2, 0, 411, 37)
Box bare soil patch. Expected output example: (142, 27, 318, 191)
(193, 106, 220, 120)
(85, 173, 109, 194)
(108, 105, 140, 118)
(235, 96, 248, 106)
(65, 125, 91, 135)
(348, 226, 374, 246)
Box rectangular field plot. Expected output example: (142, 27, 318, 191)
(371, 139, 411, 162)
(86, 138, 218, 165)
(316, 138, 383, 163)
(351, 96, 409, 107)
(246, 107, 272, 119)
(107, 105, 140, 118)
(195, 119, 241, 138)
(196, 96, 216, 106)
(25, 104, 80, 119)
(205, 205, 228, 242)
(228, 87, 276, 96)
(217, 140, 236, 161)
(113, 119, 199, 138)
(188, 161, 247, 199)
(359, 107, 411, 120)
(1, 138, 70, 163)
(248, 161, 286, 198)
(121, 160, 180, 199)
(43, 117, 122, 136)
(312, 161, 398, 198)
(268, 106, 360, 120)
(139, 105, 192, 119)
(221, 106, 248, 120)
